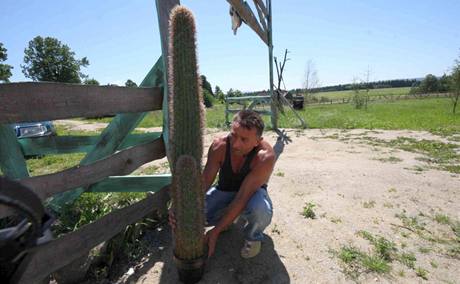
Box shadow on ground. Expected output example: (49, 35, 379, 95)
(121, 221, 289, 284)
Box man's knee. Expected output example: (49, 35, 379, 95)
(244, 188, 273, 223)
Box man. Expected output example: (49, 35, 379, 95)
(170, 110, 275, 259)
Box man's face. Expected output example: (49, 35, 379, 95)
(230, 122, 262, 156)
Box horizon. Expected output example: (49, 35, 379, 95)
(1, 0, 460, 92)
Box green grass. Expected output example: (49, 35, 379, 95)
(434, 213, 451, 225)
(76, 97, 460, 136)
(312, 87, 411, 100)
(415, 267, 429, 280)
(301, 202, 316, 219)
(279, 98, 460, 133)
(360, 136, 460, 174)
(26, 153, 85, 176)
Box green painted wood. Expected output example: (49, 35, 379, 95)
(226, 96, 271, 101)
(88, 175, 171, 193)
(226, 109, 272, 115)
(0, 124, 29, 179)
(49, 57, 165, 210)
(18, 132, 162, 156)
(155, 0, 180, 162)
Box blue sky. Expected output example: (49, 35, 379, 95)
(1, 0, 460, 92)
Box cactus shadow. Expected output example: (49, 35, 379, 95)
(155, 221, 290, 284)
(119, 223, 289, 283)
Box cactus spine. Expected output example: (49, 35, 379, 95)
(168, 6, 205, 262)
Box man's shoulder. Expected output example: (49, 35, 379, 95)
(255, 140, 275, 164)
(209, 135, 228, 157)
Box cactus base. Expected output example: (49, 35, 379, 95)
(173, 254, 205, 284)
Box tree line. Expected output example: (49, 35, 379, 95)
(0, 36, 220, 108)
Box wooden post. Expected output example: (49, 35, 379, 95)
(267, 0, 277, 130)
(156, 0, 181, 162)
(0, 125, 29, 179)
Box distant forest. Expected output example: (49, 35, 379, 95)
(298, 78, 420, 93)
(243, 78, 421, 96)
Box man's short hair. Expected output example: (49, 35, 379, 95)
(232, 110, 264, 137)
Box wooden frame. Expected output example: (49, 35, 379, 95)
(0, 82, 163, 123)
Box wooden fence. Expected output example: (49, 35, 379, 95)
(0, 1, 180, 283)
(303, 92, 452, 106)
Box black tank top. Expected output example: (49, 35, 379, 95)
(217, 136, 266, 192)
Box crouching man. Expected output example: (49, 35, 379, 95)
(170, 110, 275, 258)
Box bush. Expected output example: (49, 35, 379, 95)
(203, 89, 214, 108)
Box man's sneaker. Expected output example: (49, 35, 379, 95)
(240, 240, 261, 258)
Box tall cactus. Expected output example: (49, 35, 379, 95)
(168, 5, 205, 283)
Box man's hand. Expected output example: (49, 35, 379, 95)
(205, 227, 221, 258)
(168, 208, 177, 231)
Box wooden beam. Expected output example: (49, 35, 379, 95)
(253, 0, 268, 16)
(226, 109, 272, 115)
(227, 0, 268, 45)
(226, 95, 271, 101)
(11, 187, 170, 284)
(155, 0, 180, 161)
(253, 0, 267, 32)
(0, 82, 163, 124)
(18, 132, 162, 156)
(21, 138, 165, 201)
(0, 125, 29, 178)
(49, 57, 165, 210)
(0, 124, 30, 218)
(88, 175, 171, 193)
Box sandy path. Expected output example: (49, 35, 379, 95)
(95, 127, 457, 284)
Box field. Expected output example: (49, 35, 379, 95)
(310, 87, 411, 100)
(4, 93, 460, 283)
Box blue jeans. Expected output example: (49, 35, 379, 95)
(205, 186, 273, 241)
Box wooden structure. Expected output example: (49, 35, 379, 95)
(0, 1, 181, 282)
(0, 1, 279, 282)
(224, 0, 278, 129)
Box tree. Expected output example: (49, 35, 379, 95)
(84, 78, 100, 85)
(450, 56, 460, 114)
(418, 74, 439, 94)
(202, 88, 214, 108)
(214, 85, 225, 103)
(125, 79, 137, 87)
(200, 75, 213, 96)
(438, 74, 450, 93)
(227, 88, 242, 97)
(21, 36, 89, 83)
(0, 42, 13, 82)
(303, 59, 319, 95)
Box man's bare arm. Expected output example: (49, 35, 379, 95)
(202, 139, 222, 193)
(213, 151, 275, 233)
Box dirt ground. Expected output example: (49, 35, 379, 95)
(58, 120, 460, 283)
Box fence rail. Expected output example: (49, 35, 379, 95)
(0, 82, 163, 123)
(303, 92, 452, 106)
(11, 186, 169, 284)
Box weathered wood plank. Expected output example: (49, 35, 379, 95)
(49, 57, 165, 210)
(253, 0, 268, 16)
(18, 132, 162, 156)
(226, 109, 272, 115)
(0, 124, 30, 217)
(0, 125, 29, 178)
(16, 138, 165, 202)
(226, 95, 271, 101)
(227, 0, 268, 45)
(155, 0, 180, 161)
(253, 0, 268, 32)
(0, 83, 163, 124)
(11, 186, 170, 284)
(88, 175, 171, 193)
